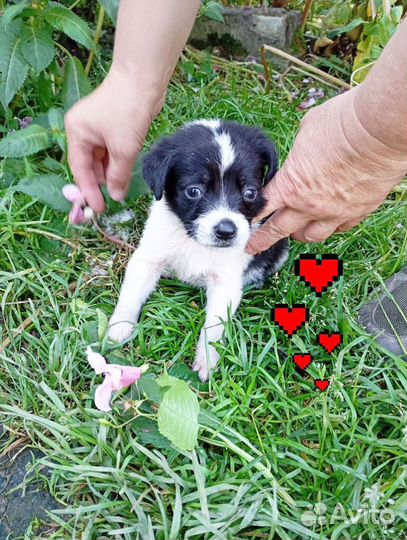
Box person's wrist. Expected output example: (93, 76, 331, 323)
(334, 89, 406, 181)
(106, 63, 166, 118)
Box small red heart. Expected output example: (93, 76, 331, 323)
(272, 304, 309, 337)
(293, 354, 313, 370)
(294, 255, 343, 296)
(318, 332, 342, 354)
(315, 379, 330, 392)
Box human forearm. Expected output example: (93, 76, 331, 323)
(354, 17, 407, 155)
(112, 0, 200, 103)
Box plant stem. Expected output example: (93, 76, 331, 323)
(85, 6, 105, 77)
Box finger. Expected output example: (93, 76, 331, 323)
(336, 217, 363, 232)
(253, 170, 286, 223)
(68, 140, 105, 213)
(247, 208, 310, 254)
(93, 147, 107, 185)
(105, 150, 136, 202)
(294, 219, 341, 243)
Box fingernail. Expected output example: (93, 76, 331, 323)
(109, 189, 126, 202)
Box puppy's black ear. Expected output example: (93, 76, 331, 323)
(258, 137, 279, 186)
(142, 138, 175, 200)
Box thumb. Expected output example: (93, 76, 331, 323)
(253, 169, 286, 223)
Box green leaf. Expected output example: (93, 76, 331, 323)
(96, 308, 108, 340)
(0, 125, 50, 158)
(44, 3, 93, 50)
(327, 18, 365, 39)
(0, 29, 29, 109)
(1, 1, 29, 28)
(48, 107, 66, 152)
(168, 362, 209, 392)
(133, 417, 172, 449)
(0, 158, 26, 189)
(21, 27, 55, 72)
(13, 174, 71, 212)
(135, 374, 162, 403)
(157, 375, 199, 451)
(98, 0, 119, 25)
(62, 56, 92, 111)
(202, 1, 224, 23)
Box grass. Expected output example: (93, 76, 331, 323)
(1, 59, 407, 540)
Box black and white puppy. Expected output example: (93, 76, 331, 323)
(108, 120, 289, 380)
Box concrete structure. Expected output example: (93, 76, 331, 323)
(190, 7, 302, 61)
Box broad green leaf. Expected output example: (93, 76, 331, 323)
(44, 3, 93, 50)
(62, 56, 92, 111)
(48, 107, 64, 131)
(157, 375, 199, 451)
(133, 417, 172, 449)
(327, 18, 365, 39)
(0, 125, 50, 158)
(13, 174, 71, 212)
(98, 0, 119, 25)
(48, 107, 66, 152)
(96, 308, 108, 340)
(202, 1, 224, 22)
(0, 30, 28, 109)
(21, 27, 55, 72)
(1, 1, 29, 28)
(168, 362, 209, 392)
(0, 158, 26, 189)
(134, 374, 161, 403)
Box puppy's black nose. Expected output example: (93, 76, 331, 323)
(214, 219, 237, 240)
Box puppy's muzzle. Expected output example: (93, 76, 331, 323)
(214, 219, 237, 241)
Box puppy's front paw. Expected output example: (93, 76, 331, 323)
(108, 319, 135, 342)
(192, 345, 219, 382)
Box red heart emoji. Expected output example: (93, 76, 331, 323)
(315, 379, 330, 392)
(294, 255, 343, 296)
(271, 304, 309, 337)
(318, 332, 342, 354)
(293, 354, 313, 370)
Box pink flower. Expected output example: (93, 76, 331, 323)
(86, 347, 145, 412)
(62, 184, 94, 225)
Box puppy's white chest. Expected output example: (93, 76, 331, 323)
(167, 243, 249, 287)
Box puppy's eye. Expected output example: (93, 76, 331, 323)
(243, 188, 257, 201)
(185, 187, 203, 199)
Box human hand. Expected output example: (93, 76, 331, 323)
(65, 66, 165, 213)
(247, 89, 407, 254)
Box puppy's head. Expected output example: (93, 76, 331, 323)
(142, 120, 278, 249)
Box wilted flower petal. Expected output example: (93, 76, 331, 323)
(87, 347, 144, 412)
(95, 376, 117, 412)
(86, 346, 107, 374)
(298, 97, 317, 110)
(308, 87, 325, 99)
(62, 184, 85, 205)
(69, 204, 85, 225)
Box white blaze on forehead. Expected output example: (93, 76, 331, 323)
(214, 131, 236, 175)
(188, 119, 221, 130)
(186, 119, 236, 177)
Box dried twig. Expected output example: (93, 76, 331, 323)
(260, 45, 272, 93)
(291, 65, 340, 90)
(261, 45, 351, 90)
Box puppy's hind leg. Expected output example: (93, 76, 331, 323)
(108, 251, 162, 342)
(192, 276, 243, 381)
